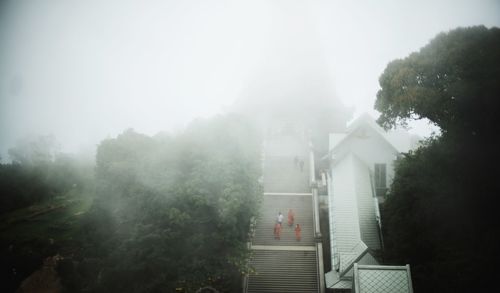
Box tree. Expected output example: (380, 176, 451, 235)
(74, 115, 262, 292)
(8, 135, 59, 166)
(376, 26, 500, 293)
(376, 26, 500, 140)
(0, 136, 91, 214)
(381, 139, 482, 293)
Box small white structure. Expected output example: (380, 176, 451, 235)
(352, 264, 413, 293)
(324, 114, 417, 291)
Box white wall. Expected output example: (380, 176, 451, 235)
(332, 125, 399, 188)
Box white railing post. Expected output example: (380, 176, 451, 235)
(309, 142, 325, 293)
(369, 170, 385, 252)
(309, 141, 315, 185)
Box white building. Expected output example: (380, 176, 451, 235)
(324, 114, 418, 292)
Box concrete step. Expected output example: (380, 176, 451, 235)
(263, 135, 309, 157)
(252, 194, 315, 246)
(247, 136, 318, 293)
(263, 156, 310, 193)
(247, 250, 318, 293)
(253, 226, 314, 246)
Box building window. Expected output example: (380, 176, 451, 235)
(374, 163, 387, 197)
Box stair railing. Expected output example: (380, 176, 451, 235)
(309, 143, 325, 293)
(309, 141, 316, 185)
(368, 169, 385, 252)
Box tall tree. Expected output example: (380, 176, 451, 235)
(376, 26, 500, 293)
(376, 26, 500, 140)
(8, 135, 59, 166)
(75, 115, 262, 292)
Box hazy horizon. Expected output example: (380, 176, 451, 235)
(1, 0, 499, 160)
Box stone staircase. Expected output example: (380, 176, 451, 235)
(247, 249, 318, 293)
(252, 194, 314, 246)
(263, 157, 310, 193)
(247, 135, 319, 293)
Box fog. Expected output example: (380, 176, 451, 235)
(1, 0, 499, 160)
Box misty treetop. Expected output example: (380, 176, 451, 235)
(0, 136, 93, 214)
(77, 114, 262, 292)
(376, 26, 500, 140)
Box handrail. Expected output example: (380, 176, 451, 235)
(368, 170, 385, 252)
(309, 141, 315, 184)
(309, 143, 325, 293)
(368, 170, 382, 224)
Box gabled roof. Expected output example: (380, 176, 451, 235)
(346, 113, 387, 137)
(329, 113, 414, 155)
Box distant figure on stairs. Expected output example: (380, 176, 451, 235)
(295, 224, 302, 241)
(288, 209, 295, 226)
(274, 223, 282, 240)
(294, 155, 299, 167)
(276, 212, 284, 226)
(299, 160, 304, 172)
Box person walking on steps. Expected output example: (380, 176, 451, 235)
(295, 224, 302, 241)
(294, 156, 299, 167)
(288, 209, 295, 226)
(276, 211, 284, 226)
(299, 160, 304, 172)
(274, 222, 281, 240)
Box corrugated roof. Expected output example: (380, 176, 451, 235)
(327, 154, 383, 289)
(330, 154, 362, 252)
(330, 154, 381, 253)
(352, 156, 381, 250)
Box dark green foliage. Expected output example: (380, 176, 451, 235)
(382, 138, 495, 292)
(8, 135, 58, 166)
(0, 191, 93, 293)
(0, 149, 92, 214)
(74, 114, 262, 292)
(376, 26, 500, 140)
(1, 115, 260, 292)
(377, 26, 500, 292)
(0, 164, 50, 213)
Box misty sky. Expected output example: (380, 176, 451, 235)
(1, 0, 499, 159)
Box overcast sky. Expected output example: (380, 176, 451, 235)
(1, 0, 499, 159)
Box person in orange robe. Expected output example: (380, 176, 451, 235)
(274, 223, 281, 240)
(295, 224, 301, 241)
(288, 209, 295, 226)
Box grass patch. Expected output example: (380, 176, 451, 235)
(0, 188, 94, 292)
(1, 188, 93, 240)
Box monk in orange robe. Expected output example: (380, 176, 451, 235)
(274, 223, 281, 240)
(287, 209, 295, 226)
(295, 224, 301, 241)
